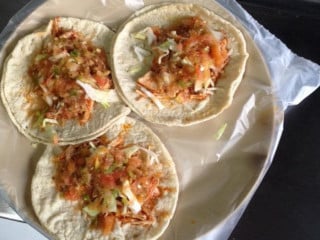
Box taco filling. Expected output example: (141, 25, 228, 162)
(27, 17, 113, 128)
(132, 16, 230, 108)
(52, 124, 169, 235)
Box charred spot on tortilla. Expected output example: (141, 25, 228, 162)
(1, 17, 130, 145)
(111, 3, 249, 126)
(31, 117, 179, 240)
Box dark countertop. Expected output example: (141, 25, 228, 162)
(0, 1, 319, 240)
(230, 1, 320, 240)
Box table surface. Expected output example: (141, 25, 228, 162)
(0, 1, 319, 240)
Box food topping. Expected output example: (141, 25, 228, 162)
(28, 17, 113, 128)
(53, 125, 166, 235)
(132, 16, 230, 108)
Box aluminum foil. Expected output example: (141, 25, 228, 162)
(0, 0, 319, 239)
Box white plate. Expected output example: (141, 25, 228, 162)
(0, 0, 277, 239)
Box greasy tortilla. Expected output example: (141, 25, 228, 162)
(111, 3, 249, 126)
(0, 17, 130, 145)
(31, 117, 179, 240)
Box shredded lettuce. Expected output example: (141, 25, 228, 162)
(34, 53, 47, 62)
(83, 204, 100, 217)
(103, 191, 117, 213)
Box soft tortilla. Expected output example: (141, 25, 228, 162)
(0, 17, 130, 145)
(31, 116, 179, 240)
(111, 3, 249, 126)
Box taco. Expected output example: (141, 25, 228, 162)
(31, 117, 179, 240)
(1, 17, 130, 145)
(111, 3, 249, 126)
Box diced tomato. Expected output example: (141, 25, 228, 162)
(64, 188, 79, 201)
(99, 174, 116, 189)
(112, 170, 127, 183)
(94, 75, 110, 89)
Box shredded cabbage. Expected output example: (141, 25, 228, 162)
(123, 145, 140, 159)
(158, 38, 177, 52)
(103, 191, 117, 213)
(138, 147, 159, 165)
(83, 204, 100, 217)
(157, 38, 178, 64)
(42, 118, 58, 128)
(131, 27, 156, 45)
(122, 180, 141, 214)
(133, 46, 151, 62)
(157, 50, 169, 64)
(139, 86, 164, 110)
(128, 64, 143, 75)
(123, 145, 158, 165)
(49, 51, 69, 62)
(76, 80, 119, 105)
